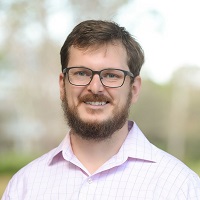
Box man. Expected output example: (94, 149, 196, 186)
(2, 20, 200, 199)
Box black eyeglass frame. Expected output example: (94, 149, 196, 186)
(62, 66, 134, 88)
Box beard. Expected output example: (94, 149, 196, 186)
(61, 89, 132, 141)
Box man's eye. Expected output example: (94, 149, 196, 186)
(104, 73, 119, 78)
(75, 71, 88, 76)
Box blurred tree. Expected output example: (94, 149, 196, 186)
(0, 0, 64, 152)
(130, 78, 172, 149)
(168, 67, 200, 160)
(130, 66, 200, 162)
(168, 70, 190, 160)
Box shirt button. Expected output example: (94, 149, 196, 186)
(88, 178, 92, 184)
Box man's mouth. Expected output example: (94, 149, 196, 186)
(80, 94, 111, 106)
(85, 101, 107, 106)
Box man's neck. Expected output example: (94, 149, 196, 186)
(70, 121, 129, 174)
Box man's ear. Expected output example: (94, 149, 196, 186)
(131, 75, 142, 104)
(59, 73, 65, 101)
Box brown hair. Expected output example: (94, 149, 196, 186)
(60, 20, 144, 77)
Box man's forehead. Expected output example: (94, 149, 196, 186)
(69, 42, 126, 55)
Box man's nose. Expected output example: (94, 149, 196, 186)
(86, 74, 104, 94)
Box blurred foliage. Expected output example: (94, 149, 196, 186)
(0, 152, 39, 175)
(130, 68, 200, 162)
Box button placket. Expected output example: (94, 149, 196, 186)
(88, 177, 93, 184)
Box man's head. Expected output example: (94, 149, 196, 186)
(59, 20, 144, 141)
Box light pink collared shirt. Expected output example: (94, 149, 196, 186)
(2, 121, 200, 199)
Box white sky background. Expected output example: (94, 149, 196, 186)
(47, 0, 200, 84)
(115, 0, 200, 83)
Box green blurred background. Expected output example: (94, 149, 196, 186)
(1, 0, 200, 197)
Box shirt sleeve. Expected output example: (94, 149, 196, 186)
(1, 174, 22, 200)
(176, 173, 200, 199)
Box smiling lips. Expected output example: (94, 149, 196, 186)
(79, 94, 111, 106)
(85, 101, 107, 106)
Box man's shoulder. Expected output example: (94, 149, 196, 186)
(151, 144, 199, 183)
(13, 147, 58, 179)
(2, 147, 66, 199)
(130, 122, 199, 179)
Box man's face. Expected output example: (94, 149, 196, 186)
(59, 43, 141, 140)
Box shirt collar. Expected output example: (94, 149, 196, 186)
(48, 133, 72, 165)
(120, 121, 156, 162)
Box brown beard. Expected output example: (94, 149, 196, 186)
(61, 90, 132, 141)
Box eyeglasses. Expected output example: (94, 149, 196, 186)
(63, 67, 134, 88)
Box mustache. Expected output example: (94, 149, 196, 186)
(79, 94, 112, 103)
